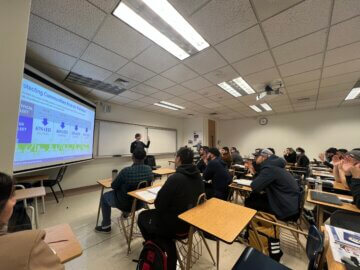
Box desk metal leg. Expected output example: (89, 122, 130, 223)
(185, 226, 195, 270)
(127, 198, 138, 254)
(96, 187, 105, 227)
(34, 197, 39, 229)
(41, 180, 45, 214)
(216, 239, 220, 270)
(317, 206, 323, 228)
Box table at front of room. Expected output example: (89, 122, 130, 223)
(179, 198, 257, 270)
(306, 190, 360, 228)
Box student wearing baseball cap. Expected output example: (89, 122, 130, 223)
(245, 149, 301, 221)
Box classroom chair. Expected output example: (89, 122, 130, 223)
(174, 193, 216, 270)
(144, 155, 162, 179)
(232, 225, 323, 270)
(41, 166, 67, 203)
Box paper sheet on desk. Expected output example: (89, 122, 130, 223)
(233, 179, 252, 186)
(136, 186, 161, 201)
(325, 225, 360, 263)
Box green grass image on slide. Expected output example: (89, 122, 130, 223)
(16, 144, 90, 153)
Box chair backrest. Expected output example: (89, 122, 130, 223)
(127, 180, 149, 193)
(196, 193, 207, 206)
(56, 166, 67, 182)
(306, 225, 323, 270)
(144, 155, 156, 167)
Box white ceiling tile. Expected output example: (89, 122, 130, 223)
(320, 71, 360, 87)
(243, 68, 281, 91)
(278, 53, 323, 77)
(202, 102, 223, 109)
(215, 25, 268, 63)
(109, 95, 134, 105)
(161, 64, 198, 83)
(192, 97, 214, 106)
(318, 90, 348, 100)
(184, 48, 227, 74)
(207, 92, 234, 102)
(125, 100, 149, 108)
(144, 75, 176, 90)
(272, 29, 327, 65)
(324, 41, 360, 67)
(81, 43, 128, 72)
(87, 0, 119, 13)
(327, 16, 360, 50)
(166, 97, 188, 105)
(141, 96, 159, 104)
(273, 105, 293, 113)
(117, 62, 156, 82)
(196, 86, 224, 97)
(322, 59, 360, 78)
(262, 0, 332, 47)
(316, 100, 341, 109)
(252, 0, 303, 21)
(341, 99, 360, 106)
(118, 90, 144, 100)
(331, 0, 360, 25)
(288, 89, 318, 99)
(232, 51, 275, 76)
(130, 84, 159, 96)
(168, 0, 208, 17)
(203, 65, 238, 84)
(28, 14, 89, 57)
(188, 0, 257, 44)
(181, 92, 206, 101)
(133, 46, 179, 73)
(93, 16, 152, 59)
(286, 80, 320, 93)
(103, 73, 139, 90)
(27, 60, 70, 83)
(163, 85, 192, 96)
(218, 98, 242, 106)
(181, 76, 212, 90)
(87, 89, 115, 100)
(31, 0, 106, 39)
(283, 69, 321, 86)
(71, 60, 112, 81)
(26, 41, 77, 70)
(151, 91, 176, 100)
(319, 82, 355, 94)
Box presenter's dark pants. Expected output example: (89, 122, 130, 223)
(138, 209, 177, 270)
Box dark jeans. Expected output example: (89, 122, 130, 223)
(330, 210, 360, 233)
(205, 182, 228, 201)
(100, 191, 118, 227)
(138, 209, 177, 270)
(245, 193, 273, 214)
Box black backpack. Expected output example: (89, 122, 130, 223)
(8, 202, 32, 232)
(136, 240, 167, 270)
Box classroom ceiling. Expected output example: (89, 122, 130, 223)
(26, 0, 360, 120)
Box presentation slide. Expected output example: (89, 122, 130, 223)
(13, 76, 95, 172)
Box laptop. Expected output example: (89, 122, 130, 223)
(310, 191, 343, 206)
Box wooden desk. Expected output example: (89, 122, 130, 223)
(332, 182, 350, 192)
(228, 183, 252, 203)
(323, 229, 345, 270)
(15, 187, 46, 229)
(179, 198, 257, 270)
(126, 184, 163, 253)
(95, 178, 112, 227)
(307, 191, 360, 227)
(312, 171, 334, 178)
(15, 175, 49, 214)
(153, 168, 176, 176)
(45, 223, 82, 263)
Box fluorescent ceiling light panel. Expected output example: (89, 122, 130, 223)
(249, 105, 262, 113)
(218, 82, 242, 97)
(142, 0, 209, 51)
(260, 103, 272, 111)
(160, 101, 185, 109)
(345, 87, 360, 100)
(154, 102, 179, 110)
(113, 3, 189, 60)
(232, 77, 256, 94)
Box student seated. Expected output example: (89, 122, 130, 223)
(137, 147, 204, 270)
(196, 146, 209, 173)
(95, 148, 153, 233)
(203, 147, 232, 200)
(267, 147, 275, 154)
(230, 147, 244, 165)
(221, 146, 232, 168)
(245, 149, 300, 221)
(283, 147, 297, 164)
(295, 147, 310, 169)
(318, 147, 337, 169)
(0, 173, 64, 270)
(330, 149, 360, 233)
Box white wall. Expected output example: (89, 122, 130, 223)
(218, 106, 360, 160)
(183, 117, 205, 147)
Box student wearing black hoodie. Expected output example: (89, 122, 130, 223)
(203, 147, 232, 200)
(137, 147, 204, 270)
(245, 149, 300, 221)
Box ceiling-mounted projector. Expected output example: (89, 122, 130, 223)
(256, 82, 283, 101)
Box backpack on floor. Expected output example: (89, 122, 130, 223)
(136, 240, 167, 270)
(247, 212, 283, 262)
(7, 202, 32, 232)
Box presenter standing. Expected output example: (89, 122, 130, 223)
(130, 133, 150, 154)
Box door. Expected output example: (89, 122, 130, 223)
(208, 120, 216, 147)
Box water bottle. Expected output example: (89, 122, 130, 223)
(112, 169, 118, 181)
(316, 176, 322, 191)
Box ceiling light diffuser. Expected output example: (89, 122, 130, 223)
(154, 102, 179, 110)
(249, 105, 262, 113)
(345, 87, 360, 100)
(160, 101, 185, 109)
(232, 77, 256, 94)
(218, 82, 242, 97)
(260, 103, 272, 111)
(113, 3, 189, 60)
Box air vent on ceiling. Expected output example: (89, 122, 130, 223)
(210, 112, 218, 115)
(65, 72, 127, 95)
(187, 114, 194, 116)
(296, 97, 311, 103)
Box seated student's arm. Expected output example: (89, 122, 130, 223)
(130, 142, 135, 153)
(155, 177, 177, 212)
(203, 161, 215, 180)
(250, 168, 275, 193)
(111, 170, 126, 189)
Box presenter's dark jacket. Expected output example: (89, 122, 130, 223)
(154, 164, 204, 234)
(130, 140, 150, 154)
(203, 157, 232, 199)
(251, 155, 300, 220)
(111, 162, 154, 211)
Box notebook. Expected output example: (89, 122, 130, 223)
(233, 179, 252, 186)
(310, 191, 343, 206)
